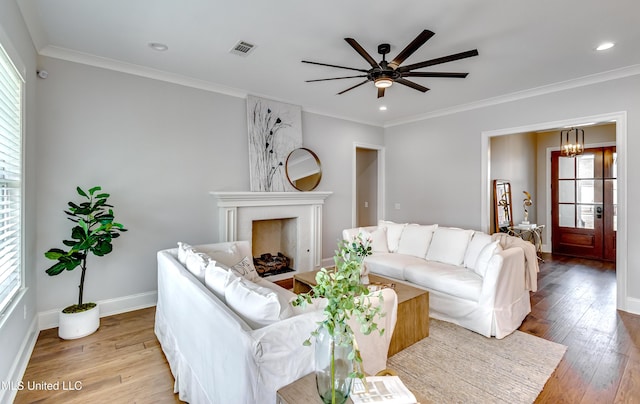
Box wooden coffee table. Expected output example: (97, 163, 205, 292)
(293, 271, 429, 356)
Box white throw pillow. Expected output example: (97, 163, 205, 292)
(230, 256, 259, 281)
(184, 250, 208, 282)
(198, 243, 242, 267)
(177, 242, 194, 265)
(359, 227, 388, 253)
(425, 227, 474, 266)
(204, 261, 237, 301)
(225, 277, 282, 329)
(397, 224, 438, 258)
(463, 232, 493, 269)
(473, 241, 503, 277)
(378, 220, 407, 253)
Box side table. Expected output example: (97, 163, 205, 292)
(277, 373, 430, 404)
(508, 224, 545, 260)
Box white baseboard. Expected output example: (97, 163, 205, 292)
(321, 257, 334, 268)
(38, 291, 157, 331)
(1, 317, 39, 404)
(624, 296, 640, 315)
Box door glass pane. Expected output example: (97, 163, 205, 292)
(613, 205, 617, 232)
(612, 179, 617, 205)
(559, 157, 575, 179)
(612, 152, 617, 178)
(577, 205, 594, 229)
(559, 204, 575, 227)
(559, 180, 575, 203)
(577, 153, 595, 178)
(577, 180, 594, 203)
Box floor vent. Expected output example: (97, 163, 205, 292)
(230, 41, 256, 56)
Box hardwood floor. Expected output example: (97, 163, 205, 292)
(14, 307, 180, 404)
(521, 254, 640, 403)
(14, 254, 640, 403)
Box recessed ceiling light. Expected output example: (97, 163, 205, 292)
(596, 42, 615, 51)
(379, 106, 387, 111)
(148, 42, 169, 52)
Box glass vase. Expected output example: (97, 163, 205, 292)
(315, 326, 353, 404)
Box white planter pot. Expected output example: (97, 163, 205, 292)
(58, 304, 100, 340)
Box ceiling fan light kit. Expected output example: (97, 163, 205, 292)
(302, 29, 478, 98)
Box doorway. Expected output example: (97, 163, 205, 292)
(551, 147, 617, 261)
(480, 111, 627, 312)
(353, 144, 385, 227)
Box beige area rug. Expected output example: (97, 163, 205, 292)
(388, 319, 567, 404)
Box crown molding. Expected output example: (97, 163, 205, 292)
(384, 64, 640, 128)
(39, 45, 249, 99)
(38, 45, 640, 130)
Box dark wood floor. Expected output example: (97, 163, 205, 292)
(14, 254, 640, 403)
(521, 254, 640, 403)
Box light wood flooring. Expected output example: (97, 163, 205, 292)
(14, 254, 640, 403)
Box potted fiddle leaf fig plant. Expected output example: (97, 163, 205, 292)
(294, 233, 383, 404)
(45, 186, 127, 339)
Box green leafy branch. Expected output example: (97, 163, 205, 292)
(294, 234, 383, 380)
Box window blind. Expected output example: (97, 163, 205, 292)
(0, 42, 23, 315)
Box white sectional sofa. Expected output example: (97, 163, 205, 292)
(155, 241, 324, 404)
(343, 221, 538, 339)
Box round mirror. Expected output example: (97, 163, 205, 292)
(285, 148, 322, 191)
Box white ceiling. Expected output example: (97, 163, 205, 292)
(16, 0, 640, 126)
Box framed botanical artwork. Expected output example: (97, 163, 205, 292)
(247, 96, 302, 191)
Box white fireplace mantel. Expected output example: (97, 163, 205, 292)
(210, 191, 332, 273)
(211, 191, 332, 207)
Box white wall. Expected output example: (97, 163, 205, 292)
(385, 74, 640, 310)
(0, 1, 38, 400)
(490, 132, 537, 229)
(33, 56, 384, 315)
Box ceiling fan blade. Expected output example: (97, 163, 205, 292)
(302, 60, 369, 73)
(306, 75, 368, 82)
(389, 30, 435, 69)
(344, 38, 379, 69)
(403, 72, 469, 78)
(395, 78, 430, 93)
(398, 49, 479, 72)
(377, 87, 385, 98)
(337, 79, 370, 95)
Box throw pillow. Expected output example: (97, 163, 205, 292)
(197, 243, 242, 268)
(473, 241, 503, 277)
(230, 256, 259, 281)
(360, 227, 388, 253)
(378, 220, 407, 253)
(204, 261, 237, 301)
(397, 224, 438, 258)
(463, 232, 493, 269)
(177, 242, 194, 265)
(184, 250, 208, 282)
(425, 227, 474, 266)
(225, 277, 282, 329)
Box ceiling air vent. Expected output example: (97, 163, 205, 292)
(230, 40, 256, 57)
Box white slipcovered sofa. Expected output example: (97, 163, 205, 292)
(155, 241, 325, 404)
(343, 221, 539, 339)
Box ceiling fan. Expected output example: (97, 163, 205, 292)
(302, 30, 478, 98)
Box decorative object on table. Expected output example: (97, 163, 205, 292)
(560, 127, 585, 157)
(247, 95, 302, 191)
(522, 190, 533, 225)
(294, 233, 384, 404)
(44, 186, 127, 339)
